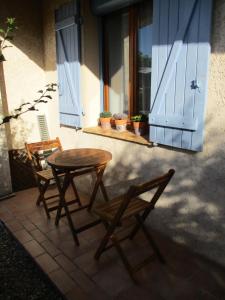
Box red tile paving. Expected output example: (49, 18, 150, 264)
(0, 186, 225, 300)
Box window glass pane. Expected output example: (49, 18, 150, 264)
(106, 12, 129, 115)
(137, 1, 152, 115)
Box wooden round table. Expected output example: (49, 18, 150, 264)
(47, 148, 112, 246)
(47, 148, 112, 170)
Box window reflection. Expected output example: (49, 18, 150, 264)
(104, 1, 153, 116)
(106, 12, 129, 115)
(137, 1, 152, 115)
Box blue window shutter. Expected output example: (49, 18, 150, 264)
(150, 0, 212, 151)
(55, 1, 82, 128)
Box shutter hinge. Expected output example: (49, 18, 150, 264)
(75, 15, 83, 25)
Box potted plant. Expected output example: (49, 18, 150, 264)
(99, 111, 112, 129)
(113, 113, 128, 132)
(131, 114, 148, 136)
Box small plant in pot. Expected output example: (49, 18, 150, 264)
(113, 113, 128, 132)
(131, 114, 148, 136)
(99, 111, 112, 129)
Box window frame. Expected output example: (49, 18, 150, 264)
(102, 4, 140, 119)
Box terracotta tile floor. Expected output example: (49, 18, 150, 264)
(1, 186, 225, 300)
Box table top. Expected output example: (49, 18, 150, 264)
(47, 148, 112, 170)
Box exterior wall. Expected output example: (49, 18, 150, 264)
(0, 0, 47, 149)
(1, 0, 225, 265)
(45, 0, 225, 265)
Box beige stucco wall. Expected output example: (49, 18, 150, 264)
(1, 0, 225, 265)
(0, 0, 48, 149)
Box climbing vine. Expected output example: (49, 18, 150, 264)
(0, 18, 57, 125)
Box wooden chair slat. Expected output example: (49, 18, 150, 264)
(36, 169, 54, 181)
(122, 199, 151, 219)
(25, 137, 62, 160)
(95, 197, 151, 221)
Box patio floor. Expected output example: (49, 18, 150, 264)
(0, 186, 225, 300)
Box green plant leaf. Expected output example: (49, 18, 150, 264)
(44, 95, 52, 99)
(100, 111, 112, 118)
(0, 53, 6, 62)
(2, 116, 12, 123)
(6, 18, 16, 25)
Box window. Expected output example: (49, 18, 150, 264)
(103, 0, 153, 118)
(93, 0, 212, 151)
(137, 2, 152, 115)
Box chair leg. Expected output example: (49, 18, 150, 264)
(88, 164, 106, 211)
(35, 176, 42, 207)
(55, 172, 71, 226)
(63, 196, 80, 246)
(136, 215, 166, 264)
(129, 206, 153, 240)
(94, 234, 110, 260)
(110, 235, 137, 282)
(100, 180, 109, 202)
(36, 180, 51, 219)
(94, 222, 117, 260)
(36, 193, 42, 206)
(36, 180, 48, 206)
(70, 178, 82, 206)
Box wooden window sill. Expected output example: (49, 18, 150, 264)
(83, 126, 151, 146)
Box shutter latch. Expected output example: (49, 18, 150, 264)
(191, 80, 200, 92)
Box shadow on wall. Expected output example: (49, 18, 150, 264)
(77, 113, 225, 266)
(0, 0, 44, 70)
(211, 0, 225, 53)
(110, 153, 224, 265)
(10, 117, 34, 149)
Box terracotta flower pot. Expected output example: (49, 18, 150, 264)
(133, 121, 146, 136)
(115, 119, 127, 132)
(110, 118, 116, 128)
(100, 117, 111, 129)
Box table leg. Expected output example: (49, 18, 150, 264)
(88, 164, 109, 211)
(52, 168, 80, 246)
(100, 181, 110, 202)
(70, 179, 82, 206)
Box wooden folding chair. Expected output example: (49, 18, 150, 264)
(94, 169, 175, 281)
(25, 137, 85, 219)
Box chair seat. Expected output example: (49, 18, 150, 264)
(94, 195, 152, 222)
(37, 167, 95, 181)
(36, 169, 55, 181)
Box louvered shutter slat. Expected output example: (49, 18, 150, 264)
(37, 115, 49, 141)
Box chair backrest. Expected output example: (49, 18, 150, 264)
(25, 137, 63, 172)
(114, 169, 175, 223)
